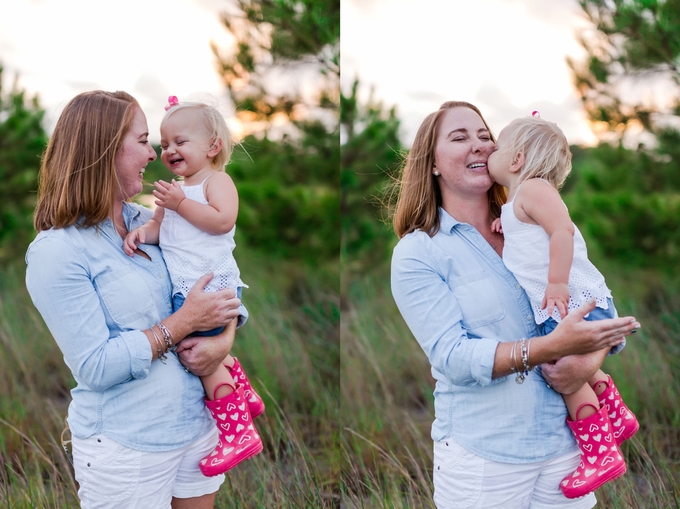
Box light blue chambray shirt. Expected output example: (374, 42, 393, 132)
(391, 208, 579, 463)
(25, 202, 246, 452)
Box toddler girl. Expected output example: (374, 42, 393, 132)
(487, 113, 639, 499)
(124, 97, 265, 476)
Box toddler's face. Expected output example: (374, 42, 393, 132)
(487, 125, 516, 186)
(160, 109, 214, 178)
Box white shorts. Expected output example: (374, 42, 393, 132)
(72, 428, 224, 509)
(433, 439, 597, 509)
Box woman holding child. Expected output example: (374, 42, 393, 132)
(390, 101, 639, 508)
(25, 90, 242, 509)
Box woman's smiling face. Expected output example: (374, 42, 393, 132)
(114, 107, 156, 202)
(433, 106, 496, 199)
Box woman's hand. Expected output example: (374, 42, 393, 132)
(547, 299, 638, 358)
(179, 273, 241, 332)
(539, 299, 639, 393)
(493, 300, 638, 380)
(175, 320, 237, 376)
(541, 350, 608, 395)
(158, 273, 241, 345)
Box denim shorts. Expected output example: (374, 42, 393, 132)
(173, 287, 243, 337)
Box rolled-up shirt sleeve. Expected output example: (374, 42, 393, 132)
(391, 235, 500, 387)
(26, 236, 152, 392)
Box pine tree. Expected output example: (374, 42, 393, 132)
(212, 0, 340, 261)
(568, 0, 680, 145)
(0, 65, 48, 261)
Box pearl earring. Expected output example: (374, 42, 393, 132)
(433, 171, 440, 176)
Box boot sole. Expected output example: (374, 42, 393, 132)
(562, 462, 627, 499)
(200, 440, 264, 477)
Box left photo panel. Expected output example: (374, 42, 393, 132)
(0, 0, 340, 507)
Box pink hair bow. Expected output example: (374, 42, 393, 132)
(531, 110, 540, 118)
(165, 96, 179, 111)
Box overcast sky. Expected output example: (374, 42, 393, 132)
(341, 0, 598, 146)
(0, 0, 234, 143)
(2, 0, 598, 147)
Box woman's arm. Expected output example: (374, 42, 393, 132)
(153, 173, 238, 235)
(391, 235, 502, 387)
(492, 299, 638, 379)
(540, 350, 609, 394)
(26, 236, 241, 390)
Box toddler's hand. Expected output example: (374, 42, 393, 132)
(123, 228, 145, 257)
(491, 218, 503, 234)
(542, 283, 569, 319)
(153, 180, 186, 211)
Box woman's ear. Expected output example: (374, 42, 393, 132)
(208, 138, 223, 157)
(509, 152, 525, 173)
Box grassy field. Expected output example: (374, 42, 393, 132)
(341, 264, 680, 509)
(0, 246, 340, 508)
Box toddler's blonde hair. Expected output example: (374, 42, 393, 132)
(506, 116, 572, 189)
(162, 102, 233, 170)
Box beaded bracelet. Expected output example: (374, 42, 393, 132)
(150, 325, 167, 363)
(515, 338, 534, 384)
(156, 322, 174, 351)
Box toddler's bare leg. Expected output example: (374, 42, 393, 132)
(562, 383, 600, 421)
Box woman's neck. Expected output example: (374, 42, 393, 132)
(443, 193, 493, 233)
(111, 201, 127, 238)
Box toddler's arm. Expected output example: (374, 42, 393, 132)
(154, 173, 238, 235)
(123, 207, 164, 256)
(516, 179, 574, 318)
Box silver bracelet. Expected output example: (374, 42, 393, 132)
(156, 322, 174, 351)
(150, 326, 167, 363)
(526, 339, 532, 373)
(509, 341, 518, 373)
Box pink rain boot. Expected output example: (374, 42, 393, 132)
(227, 357, 265, 418)
(561, 403, 627, 499)
(199, 383, 263, 477)
(594, 375, 639, 445)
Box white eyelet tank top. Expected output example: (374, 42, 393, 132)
(159, 177, 247, 296)
(500, 180, 611, 324)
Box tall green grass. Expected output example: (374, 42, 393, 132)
(0, 245, 340, 508)
(341, 265, 680, 508)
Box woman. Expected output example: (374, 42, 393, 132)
(390, 101, 639, 509)
(25, 90, 245, 509)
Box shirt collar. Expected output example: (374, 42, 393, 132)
(439, 207, 462, 235)
(122, 201, 141, 218)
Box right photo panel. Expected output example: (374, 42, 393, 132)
(340, 1, 680, 508)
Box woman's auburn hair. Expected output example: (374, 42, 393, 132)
(33, 90, 139, 231)
(392, 101, 506, 239)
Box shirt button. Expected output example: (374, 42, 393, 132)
(158, 274, 163, 279)
(516, 284, 520, 289)
(526, 315, 532, 320)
